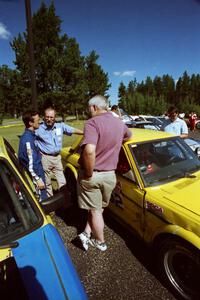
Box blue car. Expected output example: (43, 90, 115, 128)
(0, 137, 87, 300)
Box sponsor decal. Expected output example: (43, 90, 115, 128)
(145, 201, 164, 215)
(110, 181, 124, 209)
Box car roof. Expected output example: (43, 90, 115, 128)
(124, 128, 175, 144)
(67, 128, 176, 150)
(133, 120, 154, 125)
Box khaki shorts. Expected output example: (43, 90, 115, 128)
(77, 170, 116, 210)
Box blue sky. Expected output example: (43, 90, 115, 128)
(1, 0, 200, 104)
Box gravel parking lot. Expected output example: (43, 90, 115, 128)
(53, 130, 199, 300)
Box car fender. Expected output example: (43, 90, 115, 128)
(153, 224, 200, 251)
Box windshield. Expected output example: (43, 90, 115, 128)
(145, 117, 162, 126)
(130, 137, 200, 187)
(0, 159, 42, 245)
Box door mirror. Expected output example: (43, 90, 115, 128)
(40, 191, 66, 214)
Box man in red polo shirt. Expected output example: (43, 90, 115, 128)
(77, 95, 131, 251)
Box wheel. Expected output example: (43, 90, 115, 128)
(64, 168, 77, 206)
(157, 238, 200, 300)
(196, 122, 200, 129)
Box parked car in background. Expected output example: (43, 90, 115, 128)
(196, 119, 200, 129)
(0, 137, 87, 300)
(184, 138, 200, 157)
(131, 120, 160, 130)
(119, 109, 135, 127)
(61, 129, 200, 300)
(185, 117, 200, 130)
(136, 115, 165, 127)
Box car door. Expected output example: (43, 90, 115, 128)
(0, 158, 43, 299)
(109, 147, 146, 238)
(0, 159, 86, 300)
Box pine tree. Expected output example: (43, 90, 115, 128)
(85, 51, 111, 98)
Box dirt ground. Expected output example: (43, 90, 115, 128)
(53, 128, 200, 300)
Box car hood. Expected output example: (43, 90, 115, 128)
(160, 174, 200, 216)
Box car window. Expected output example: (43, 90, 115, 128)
(0, 159, 42, 245)
(116, 148, 136, 182)
(130, 137, 200, 187)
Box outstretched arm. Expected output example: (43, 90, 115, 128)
(73, 128, 83, 135)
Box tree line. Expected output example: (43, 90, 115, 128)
(1, 2, 200, 122)
(0, 2, 110, 122)
(118, 72, 200, 116)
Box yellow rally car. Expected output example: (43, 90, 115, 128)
(61, 128, 200, 300)
(0, 137, 87, 300)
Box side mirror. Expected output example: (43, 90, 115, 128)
(40, 191, 66, 214)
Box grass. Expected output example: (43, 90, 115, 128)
(0, 120, 84, 153)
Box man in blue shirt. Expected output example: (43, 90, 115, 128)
(161, 106, 188, 138)
(18, 111, 47, 202)
(36, 107, 83, 197)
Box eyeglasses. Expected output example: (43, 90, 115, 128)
(45, 116, 54, 119)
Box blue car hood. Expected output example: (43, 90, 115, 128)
(12, 224, 87, 300)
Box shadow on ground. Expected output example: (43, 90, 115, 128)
(103, 211, 177, 299)
(56, 205, 87, 233)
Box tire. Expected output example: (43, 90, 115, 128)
(196, 121, 200, 129)
(64, 168, 77, 206)
(157, 238, 200, 300)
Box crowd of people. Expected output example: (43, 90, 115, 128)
(18, 96, 131, 251)
(18, 98, 197, 252)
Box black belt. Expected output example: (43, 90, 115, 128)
(41, 152, 60, 157)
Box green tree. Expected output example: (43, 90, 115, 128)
(118, 82, 127, 110)
(60, 38, 87, 119)
(11, 2, 68, 110)
(85, 50, 111, 98)
(0, 65, 18, 121)
(162, 74, 175, 105)
(10, 2, 110, 114)
(153, 76, 163, 99)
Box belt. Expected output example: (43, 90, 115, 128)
(93, 169, 114, 172)
(41, 152, 60, 157)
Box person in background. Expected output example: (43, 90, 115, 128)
(35, 106, 83, 197)
(110, 105, 121, 118)
(189, 112, 197, 132)
(18, 110, 47, 202)
(77, 95, 131, 252)
(160, 106, 188, 138)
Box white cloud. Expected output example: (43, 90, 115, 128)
(113, 71, 121, 76)
(113, 70, 136, 77)
(0, 22, 11, 39)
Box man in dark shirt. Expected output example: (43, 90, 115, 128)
(18, 111, 47, 201)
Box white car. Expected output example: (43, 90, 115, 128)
(138, 115, 166, 127)
(184, 138, 200, 157)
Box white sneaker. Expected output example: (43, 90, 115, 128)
(78, 232, 90, 251)
(89, 239, 107, 251)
